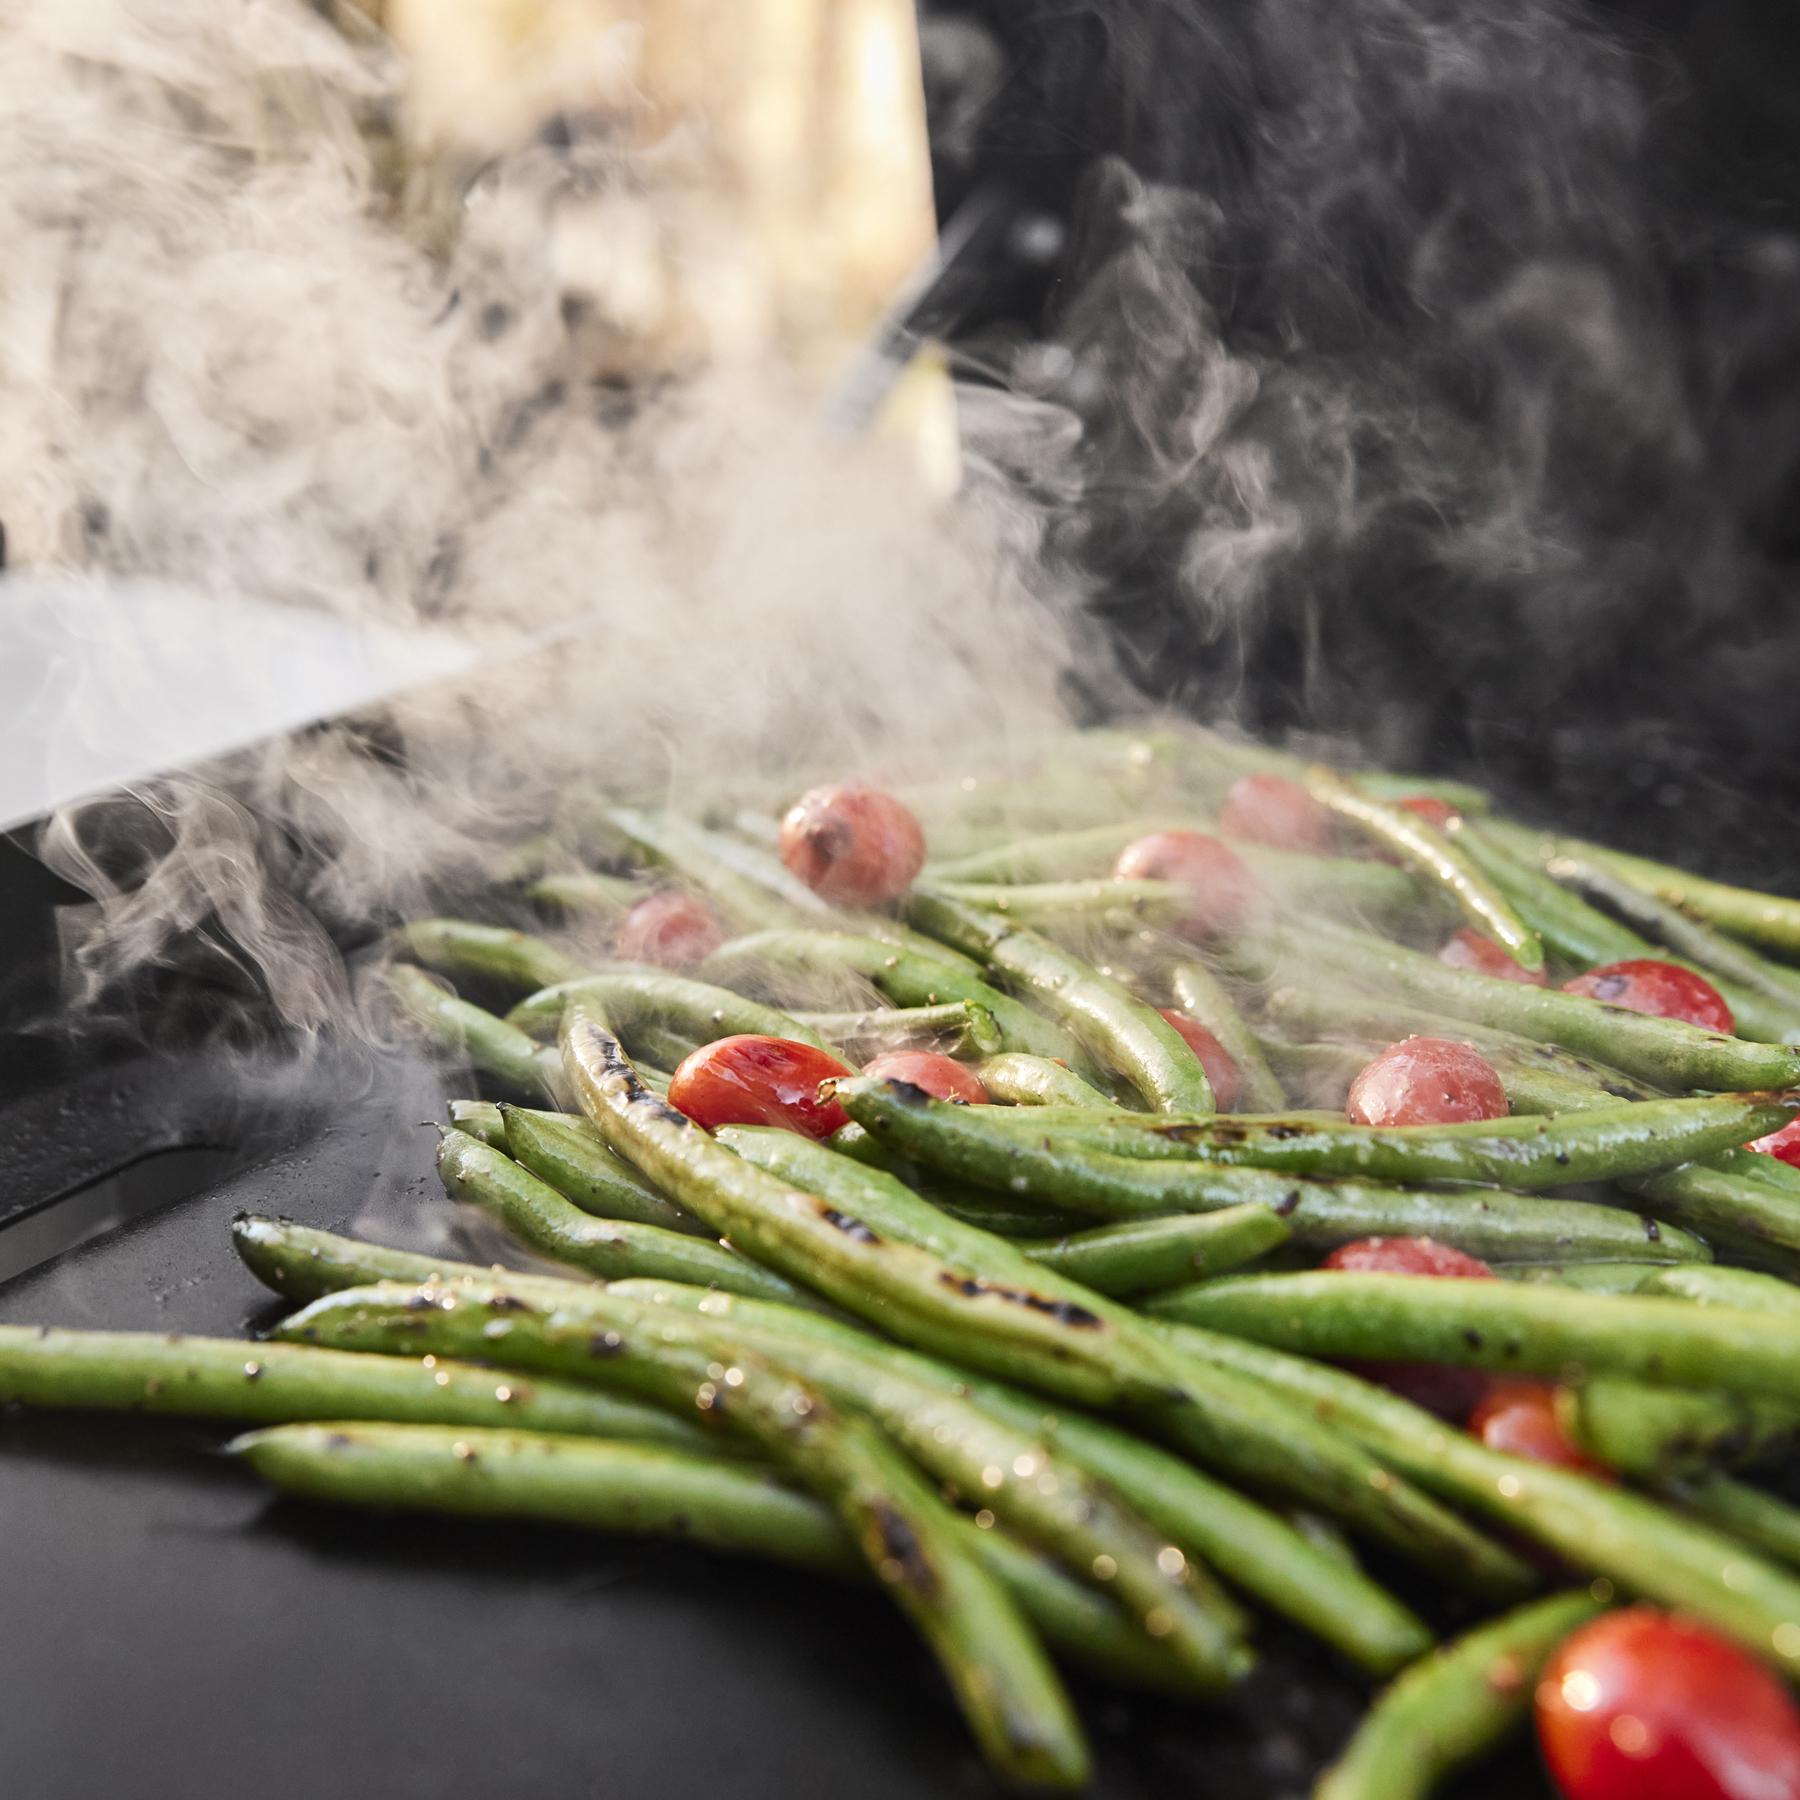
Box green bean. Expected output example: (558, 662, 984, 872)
(793, 1001, 1002, 1059)
(983, 1089, 1799, 1192)
(1314, 1591, 1605, 1800)
(448, 1098, 509, 1148)
(1493, 1263, 1667, 1293)
(277, 1279, 1091, 1787)
(562, 1015, 1528, 1593)
(1637, 1263, 1800, 1314)
(828, 1125, 1090, 1236)
(834, 1078, 1713, 1264)
(437, 1128, 804, 1302)
(606, 1279, 1435, 1674)
(905, 891, 1216, 1113)
(1567, 1376, 1800, 1480)
(1167, 961, 1287, 1111)
(926, 878, 1191, 933)
(1351, 771, 1494, 814)
(1302, 768, 1541, 970)
(1260, 918, 1800, 1091)
(498, 1105, 705, 1235)
(234, 1208, 1429, 1674)
(700, 930, 1082, 1065)
(1147, 1271, 1800, 1401)
(505, 968, 834, 1053)
(389, 964, 564, 1100)
(1016, 1208, 1291, 1295)
(241, 1413, 1201, 1699)
(393, 918, 588, 992)
(1451, 825, 1648, 969)
(526, 870, 641, 919)
(1256, 1038, 1367, 1108)
(1661, 1475, 1800, 1571)
(1153, 1318, 1800, 1674)
(274, 1278, 1244, 1701)
(974, 1054, 1119, 1110)
(1484, 820, 1800, 962)
(0, 1322, 712, 1449)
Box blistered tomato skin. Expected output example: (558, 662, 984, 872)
(1155, 1009, 1241, 1111)
(1440, 925, 1549, 986)
(1536, 1607, 1800, 1800)
(1561, 959, 1735, 1034)
(1345, 1036, 1510, 1127)
(862, 1051, 987, 1106)
(1322, 1236, 1495, 1420)
(778, 785, 926, 907)
(1219, 773, 1338, 853)
(1753, 1119, 1800, 1168)
(1113, 831, 1258, 939)
(614, 891, 725, 970)
(667, 1036, 854, 1139)
(1469, 1382, 1609, 1477)
(1397, 794, 1461, 831)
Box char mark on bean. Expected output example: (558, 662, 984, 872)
(818, 1205, 882, 1244)
(486, 1293, 536, 1314)
(868, 1502, 941, 1597)
(935, 1271, 1103, 1328)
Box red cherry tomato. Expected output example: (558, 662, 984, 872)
(1113, 831, 1257, 938)
(1561, 959, 1735, 1034)
(778, 785, 926, 907)
(613, 890, 724, 970)
(1219, 772, 1338, 853)
(1345, 1036, 1509, 1127)
(861, 1050, 987, 1105)
(1322, 1236, 1495, 1419)
(1536, 1607, 1800, 1800)
(1155, 1010, 1241, 1110)
(1323, 1236, 1496, 1279)
(1439, 925, 1550, 986)
(1752, 1119, 1800, 1169)
(667, 1035, 853, 1139)
(1396, 794, 1461, 831)
(1469, 1381, 1609, 1477)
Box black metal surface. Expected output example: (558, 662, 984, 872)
(0, 1043, 1555, 1799)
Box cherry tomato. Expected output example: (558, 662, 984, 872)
(1439, 925, 1550, 986)
(1155, 1009, 1241, 1110)
(1113, 831, 1257, 938)
(667, 1035, 853, 1139)
(1561, 959, 1734, 1034)
(1344, 1036, 1509, 1127)
(862, 1050, 987, 1105)
(778, 785, 926, 906)
(1536, 1607, 1800, 1800)
(1322, 1236, 1495, 1420)
(1219, 772, 1338, 853)
(1396, 794, 1461, 831)
(1752, 1119, 1800, 1169)
(1469, 1381, 1609, 1477)
(613, 890, 724, 970)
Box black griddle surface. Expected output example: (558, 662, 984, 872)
(0, 1050, 1551, 1799)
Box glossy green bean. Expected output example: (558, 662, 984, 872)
(498, 1105, 706, 1235)
(1017, 1207, 1292, 1294)
(389, 964, 564, 1100)
(505, 968, 834, 1053)
(1261, 918, 1800, 1091)
(1154, 1318, 1800, 1675)
(1661, 1475, 1800, 1571)
(448, 1098, 509, 1148)
(1302, 768, 1542, 970)
(1314, 1592, 1605, 1800)
(526, 870, 641, 919)
(437, 1128, 803, 1302)
(700, 930, 1082, 1065)
(1147, 1271, 1800, 1401)
(274, 1278, 1244, 1698)
(1167, 961, 1287, 1111)
(0, 1321, 711, 1449)
(834, 1078, 1712, 1264)
(608, 1279, 1434, 1674)
(793, 1001, 1002, 1059)
(905, 891, 1216, 1113)
(394, 918, 589, 992)
(1566, 1376, 1800, 1481)
(973, 1054, 1119, 1110)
